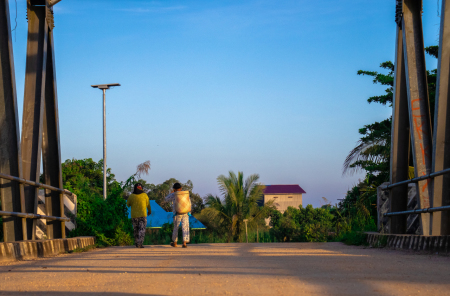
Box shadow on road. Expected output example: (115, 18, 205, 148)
(1, 242, 450, 295)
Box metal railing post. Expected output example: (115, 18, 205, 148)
(402, 0, 433, 235)
(432, 0, 450, 236)
(0, 0, 26, 242)
(390, 0, 410, 234)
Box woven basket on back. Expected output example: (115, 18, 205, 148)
(174, 191, 191, 214)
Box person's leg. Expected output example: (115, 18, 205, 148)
(137, 217, 146, 247)
(181, 214, 190, 248)
(171, 215, 181, 247)
(131, 218, 140, 248)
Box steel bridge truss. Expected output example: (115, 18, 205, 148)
(0, 0, 66, 242)
(388, 0, 450, 235)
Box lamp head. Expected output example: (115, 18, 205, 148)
(91, 83, 121, 90)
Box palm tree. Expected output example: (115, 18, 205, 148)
(201, 171, 273, 242)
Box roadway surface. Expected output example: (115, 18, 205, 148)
(1, 242, 449, 295)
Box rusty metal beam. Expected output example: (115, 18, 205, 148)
(389, 10, 410, 234)
(48, 0, 63, 7)
(402, 0, 433, 235)
(42, 27, 64, 239)
(0, 172, 72, 195)
(0, 0, 26, 242)
(432, 0, 450, 236)
(0, 211, 70, 222)
(22, 5, 48, 240)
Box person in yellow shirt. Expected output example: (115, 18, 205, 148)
(127, 183, 151, 248)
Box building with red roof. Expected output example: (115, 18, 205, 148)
(262, 184, 306, 213)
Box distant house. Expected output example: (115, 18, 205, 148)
(261, 184, 306, 213)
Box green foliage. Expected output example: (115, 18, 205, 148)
(269, 205, 334, 242)
(188, 230, 230, 244)
(143, 223, 173, 245)
(143, 224, 277, 245)
(425, 45, 439, 59)
(357, 61, 394, 106)
(198, 171, 273, 242)
(63, 158, 133, 246)
(340, 231, 368, 246)
(347, 48, 438, 178)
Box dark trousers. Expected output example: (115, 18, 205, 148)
(131, 217, 147, 247)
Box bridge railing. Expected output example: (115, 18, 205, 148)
(381, 168, 450, 217)
(0, 172, 72, 240)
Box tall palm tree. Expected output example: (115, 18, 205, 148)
(202, 171, 273, 242)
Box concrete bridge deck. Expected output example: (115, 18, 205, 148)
(0, 242, 449, 295)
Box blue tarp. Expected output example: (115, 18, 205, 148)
(127, 200, 206, 229)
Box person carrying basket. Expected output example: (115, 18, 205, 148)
(164, 183, 191, 248)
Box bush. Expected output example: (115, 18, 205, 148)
(143, 223, 173, 245)
(269, 205, 334, 242)
(143, 223, 228, 245)
(68, 185, 133, 246)
(340, 231, 368, 246)
(63, 159, 133, 246)
(142, 223, 278, 245)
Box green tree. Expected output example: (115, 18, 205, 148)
(63, 158, 133, 246)
(200, 171, 273, 242)
(344, 46, 438, 180)
(340, 46, 438, 230)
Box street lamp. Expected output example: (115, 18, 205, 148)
(91, 83, 120, 200)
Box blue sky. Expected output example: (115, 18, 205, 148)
(8, 0, 442, 207)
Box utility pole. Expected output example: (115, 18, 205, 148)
(91, 83, 120, 200)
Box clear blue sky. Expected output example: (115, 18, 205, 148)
(8, 0, 442, 207)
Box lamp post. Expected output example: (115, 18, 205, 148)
(91, 83, 120, 200)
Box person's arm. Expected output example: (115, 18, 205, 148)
(164, 192, 175, 203)
(126, 194, 133, 207)
(147, 198, 151, 215)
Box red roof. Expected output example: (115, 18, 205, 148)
(263, 184, 306, 194)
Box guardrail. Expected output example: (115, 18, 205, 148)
(0, 172, 72, 238)
(0, 210, 70, 222)
(384, 205, 450, 217)
(0, 172, 73, 196)
(381, 167, 450, 217)
(381, 168, 450, 190)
